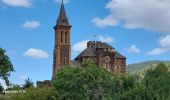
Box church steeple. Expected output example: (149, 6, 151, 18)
(52, 0, 71, 80)
(56, 0, 70, 27)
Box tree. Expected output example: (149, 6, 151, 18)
(53, 61, 115, 100)
(12, 84, 21, 91)
(23, 78, 34, 89)
(119, 63, 170, 100)
(0, 84, 4, 93)
(142, 63, 170, 100)
(36, 80, 51, 88)
(0, 48, 14, 86)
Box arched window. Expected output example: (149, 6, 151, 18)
(61, 31, 63, 43)
(64, 58, 67, 65)
(65, 31, 68, 43)
(117, 66, 120, 73)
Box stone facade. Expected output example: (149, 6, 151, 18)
(52, 2, 126, 79)
(52, 2, 71, 79)
(75, 41, 126, 74)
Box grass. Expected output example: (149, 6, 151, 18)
(0, 93, 14, 100)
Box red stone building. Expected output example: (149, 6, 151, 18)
(52, 2, 71, 79)
(52, 2, 126, 79)
(75, 41, 126, 74)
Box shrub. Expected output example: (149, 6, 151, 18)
(12, 87, 58, 100)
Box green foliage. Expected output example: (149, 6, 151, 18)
(12, 84, 21, 91)
(23, 78, 34, 89)
(0, 84, 4, 93)
(36, 80, 51, 88)
(0, 48, 14, 85)
(53, 61, 114, 100)
(12, 87, 58, 100)
(53, 62, 170, 100)
(142, 63, 170, 100)
(6, 62, 170, 100)
(122, 75, 137, 91)
(119, 63, 170, 100)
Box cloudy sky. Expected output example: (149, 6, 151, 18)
(0, 0, 170, 85)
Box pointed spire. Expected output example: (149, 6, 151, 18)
(56, 0, 70, 26)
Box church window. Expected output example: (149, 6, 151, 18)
(105, 56, 110, 62)
(117, 66, 120, 73)
(61, 31, 63, 43)
(62, 18, 65, 22)
(64, 58, 67, 65)
(65, 31, 68, 43)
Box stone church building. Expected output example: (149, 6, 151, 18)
(52, 2, 126, 79)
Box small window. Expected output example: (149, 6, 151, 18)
(61, 31, 63, 43)
(105, 56, 110, 62)
(65, 31, 68, 43)
(64, 58, 67, 65)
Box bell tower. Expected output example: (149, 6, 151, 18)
(52, 1, 71, 79)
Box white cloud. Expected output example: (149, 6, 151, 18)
(147, 35, 170, 55)
(22, 21, 40, 29)
(98, 35, 113, 43)
(54, 0, 69, 4)
(147, 48, 168, 55)
(92, 15, 118, 28)
(72, 40, 88, 53)
(2, 0, 32, 7)
(93, 0, 170, 34)
(20, 75, 28, 80)
(159, 35, 170, 48)
(24, 48, 49, 59)
(126, 45, 140, 53)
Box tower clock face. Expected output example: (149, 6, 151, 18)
(105, 56, 110, 62)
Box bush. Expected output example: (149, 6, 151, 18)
(12, 87, 58, 100)
(0, 84, 4, 93)
(36, 80, 51, 88)
(53, 61, 118, 99)
(10, 62, 170, 100)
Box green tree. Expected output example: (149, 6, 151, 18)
(119, 63, 170, 100)
(12, 84, 21, 91)
(36, 80, 51, 88)
(142, 63, 170, 100)
(122, 75, 137, 91)
(0, 48, 14, 85)
(53, 61, 114, 100)
(0, 84, 4, 93)
(23, 78, 34, 89)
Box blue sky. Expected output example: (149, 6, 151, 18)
(0, 0, 170, 85)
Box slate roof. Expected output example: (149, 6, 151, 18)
(75, 48, 96, 59)
(74, 42, 126, 59)
(101, 43, 115, 49)
(55, 1, 70, 26)
(114, 51, 126, 59)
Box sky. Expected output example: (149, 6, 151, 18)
(0, 0, 170, 86)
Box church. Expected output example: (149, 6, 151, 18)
(52, 2, 126, 79)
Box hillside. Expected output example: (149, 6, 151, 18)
(127, 60, 170, 73)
